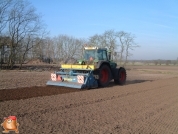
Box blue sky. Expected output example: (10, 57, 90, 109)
(29, 0, 178, 60)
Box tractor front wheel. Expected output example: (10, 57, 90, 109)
(114, 67, 126, 85)
(98, 65, 111, 87)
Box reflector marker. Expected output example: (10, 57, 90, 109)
(77, 75, 84, 84)
(51, 73, 56, 81)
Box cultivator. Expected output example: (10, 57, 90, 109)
(46, 64, 98, 89)
(46, 47, 127, 89)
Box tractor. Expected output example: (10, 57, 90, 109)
(46, 47, 126, 89)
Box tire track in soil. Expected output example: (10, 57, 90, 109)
(0, 77, 173, 102)
(15, 82, 174, 118)
(1, 78, 178, 133)
(132, 90, 178, 133)
(40, 81, 178, 133)
(98, 83, 178, 133)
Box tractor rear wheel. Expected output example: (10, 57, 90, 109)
(114, 67, 126, 85)
(98, 65, 111, 87)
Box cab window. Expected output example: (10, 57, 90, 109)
(97, 50, 108, 60)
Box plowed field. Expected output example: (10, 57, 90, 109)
(0, 66, 178, 133)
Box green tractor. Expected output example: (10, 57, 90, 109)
(46, 47, 126, 89)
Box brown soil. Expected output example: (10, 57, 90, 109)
(0, 65, 178, 133)
(0, 86, 80, 102)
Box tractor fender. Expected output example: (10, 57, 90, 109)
(96, 61, 111, 69)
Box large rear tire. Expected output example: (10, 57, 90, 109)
(98, 65, 111, 87)
(114, 67, 126, 85)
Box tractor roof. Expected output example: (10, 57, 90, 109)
(84, 47, 107, 50)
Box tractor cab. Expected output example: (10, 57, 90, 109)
(83, 47, 117, 68)
(83, 47, 109, 61)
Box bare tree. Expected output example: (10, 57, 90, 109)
(116, 31, 127, 65)
(103, 30, 117, 60)
(89, 30, 118, 60)
(41, 37, 55, 64)
(124, 33, 139, 65)
(75, 38, 87, 59)
(6, 0, 45, 69)
(89, 30, 117, 47)
(54, 35, 85, 64)
(89, 30, 138, 65)
(0, 0, 13, 35)
(89, 34, 102, 47)
(0, 36, 11, 68)
(0, 0, 13, 68)
(18, 35, 42, 69)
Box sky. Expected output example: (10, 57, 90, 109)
(29, 0, 178, 60)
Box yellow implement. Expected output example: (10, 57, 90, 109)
(61, 64, 96, 70)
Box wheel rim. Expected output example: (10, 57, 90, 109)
(119, 71, 126, 82)
(100, 69, 109, 83)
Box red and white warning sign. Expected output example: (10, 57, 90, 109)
(77, 75, 84, 84)
(51, 73, 56, 81)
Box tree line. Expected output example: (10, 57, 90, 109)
(0, 0, 138, 69)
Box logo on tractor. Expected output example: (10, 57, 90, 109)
(63, 78, 73, 81)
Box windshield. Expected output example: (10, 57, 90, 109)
(84, 50, 96, 60)
(84, 49, 108, 61)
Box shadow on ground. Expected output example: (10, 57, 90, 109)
(108, 80, 153, 88)
(126, 80, 153, 85)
